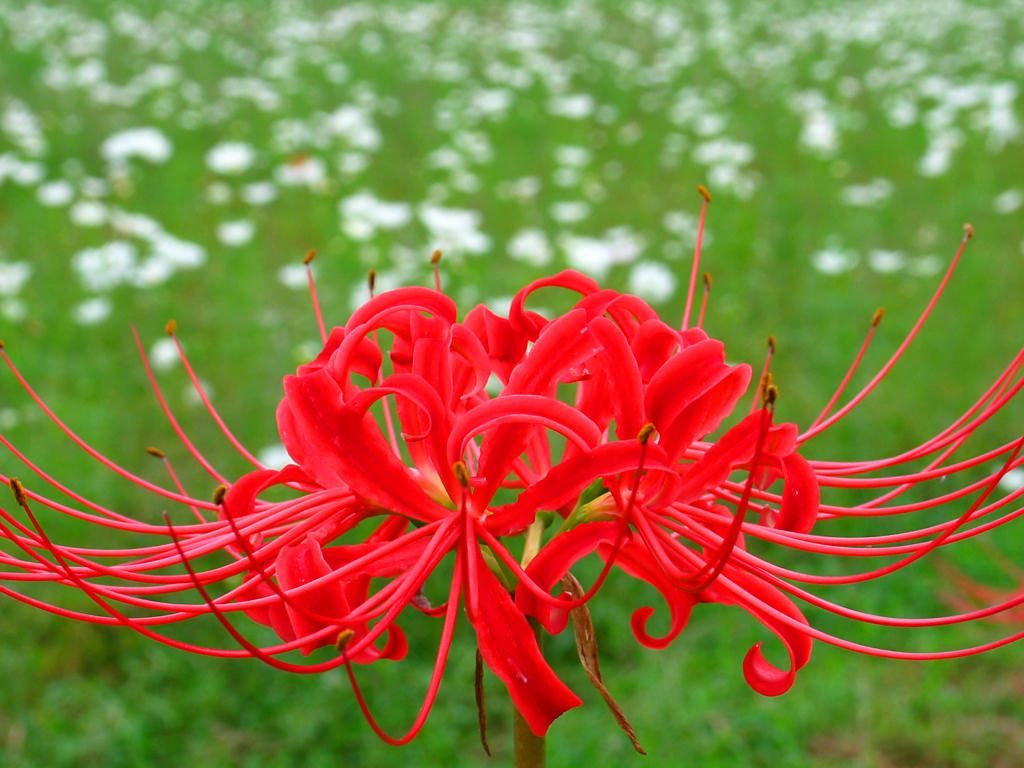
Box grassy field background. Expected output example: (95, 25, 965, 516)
(1, 1, 1023, 766)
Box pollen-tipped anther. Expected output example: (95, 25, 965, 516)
(453, 461, 472, 487)
(145, 446, 166, 459)
(430, 249, 443, 265)
(303, 249, 317, 265)
(165, 320, 177, 336)
(963, 223, 974, 240)
(8, 478, 27, 507)
(872, 307, 885, 327)
(335, 628, 357, 650)
(764, 383, 779, 406)
(767, 335, 776, 354)
(697, 184, 712, 203)
(212, 484, 228, 505)
(637, 423, 657, 445)
(367, 269, 377, 295)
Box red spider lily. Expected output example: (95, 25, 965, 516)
(0, 200, 1021, 748)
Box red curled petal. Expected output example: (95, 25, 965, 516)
(611, 540, 697, 649)
(508, 269, 601, 338)
(495, 441, 672, 531)
(462, 305, 528, 383)
(224, 464, 312, 518)
(448, 394, 603, 464)
(710, 570, 813, 696)
(675, 410, 765, 503)
(345, 286, 457, 330)
(468, 545, 582, 735)
(775, 453, 820, 533)
(517, 521, 622, 632)
(282, 371, 449, 522)
(276, 535, 349, 655)
(588, 316, 646, 439)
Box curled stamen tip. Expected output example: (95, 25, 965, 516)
(145, 446, 166, 459)
(9, 477, 27, 506)
(430, 249, 443, 265)
(165, 319, 177, 336)
(335, 628, 356, 650)
(963, 223, 974, 240)
(697, 184, 712, 203)
(212, 484, 228, 505)
(637, 423, 657, 445)
(702, 272, 712, 290)
(453, 461, 472, 487)
(764, 384, 779, 406)
(303, 249, 317, 265)
(872, 307, 885, 327)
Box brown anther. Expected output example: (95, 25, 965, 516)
(764, 384, 779, 406)
(637, 423, 657, 445)
(872, 307, 885, 327)
(212, 484, 228, 505)
(9, 478, 27, 506)
(430, 249, 443, 265)
(335, 628, 356, 650)
(367, 269, 377, 293)
(697, 184, 712, 203)
(165, 319, 177, 336)
(767, 335, 776, 354)
(0, 339, 5, 349)
(303, 249, 317, 265)
(146, 446, 166, 459)
(453, 461, 472, 487)
(702, 272, 712, 290)
(963, 223, 974, 240)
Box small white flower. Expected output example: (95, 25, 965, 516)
(148, 338, 180, 371)
(628, 261, 678, 303)
(70, 200, 107, 227)
(868, 249, 907, 274)
(72, 297, 112, 325)
(811, 248, 858, 275)
(102, 128, 173, 164)
(242, 181, 277, 206)
(257, 443, 294, 470)
(206, 141, 256, 175)
(507, 229, 553, 267)
(217, 219, 255, 247)
(37, 180, 74, 207)
(0, 261, 32, 296)
(278, 263, 308, 290)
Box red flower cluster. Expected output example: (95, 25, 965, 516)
(1, 217, 1021, 744)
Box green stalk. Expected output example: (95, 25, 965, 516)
(513, 707, 546, 768)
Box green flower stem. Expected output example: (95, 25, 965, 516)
(514, 707, 546, 768)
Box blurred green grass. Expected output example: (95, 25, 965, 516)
(1, 1, 1022, 766)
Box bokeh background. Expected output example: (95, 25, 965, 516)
(1, 1, 1023, 766)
